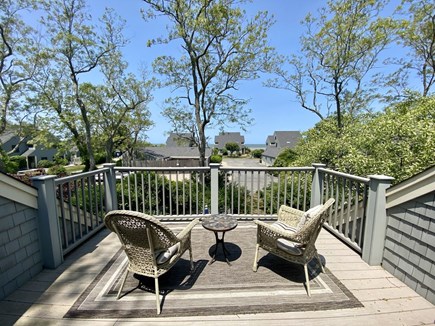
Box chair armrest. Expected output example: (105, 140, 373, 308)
(176, 218, 200, 241)
(254, 219, 305, 245)
(278, 205, 304, 227)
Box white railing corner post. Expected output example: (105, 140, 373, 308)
(103, 163, 117, 212)
(209, 163, 220, 214)
(311, 163, 326, 207)
(362, 174, 394, 265)
(31, 175, 63, 269)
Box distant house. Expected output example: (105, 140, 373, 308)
(261, 131, 301, 166)
(214, 132, 245, 152)
(166, 132, 195, 147)
(0, 130, 58, 169)
(135, 146, 212, 167)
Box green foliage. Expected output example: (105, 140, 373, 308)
(10, 155, 27, 170)
(251, 149, 264, 158)
(0, 151, 19, 173)
(116, 171, 210, 215)
(294, 96, 435, 183)
(210, 155, 223, 163)
(54, 156, 68, 166)
(273, 148, 298, 167)
(48, 165, 67, 177)
(94, 152, 106, 165)
(225, 142, 240, 156)
(37, 159, 55, 168)
(145, 0, 276, 165)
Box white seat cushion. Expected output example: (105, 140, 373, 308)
(155, 242, 180, 265)
(276, 238, 303, 256)
(297, 204, 323, 230)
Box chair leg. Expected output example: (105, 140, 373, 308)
(189, 246, 194, 271)
(253, 244, 259, 272)
(117, 269, 129, 299)
(316, 252, 325, 273)
(304, 264, 311, 297)
(155, 277, 161, 315)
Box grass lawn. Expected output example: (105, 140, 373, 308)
(65, 165, 85, 174)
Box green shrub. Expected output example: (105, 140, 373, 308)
(94, 152, 106, 165)
(0, 152, 19, 173)
(10, 155, 27, 170)
(55, 157, 68, 166)
(210, 155, 223, 163)
(251, 149, 264, 158)
(37, 159, 55, 168)
(48, 165, 67, 177)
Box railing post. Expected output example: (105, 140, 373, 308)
(103, 163, 117, 212)
(362, 174, 394, 265)
(32, 175, 63, 269)
(311, 163, 326, 207)
(210, 163, 220, 214)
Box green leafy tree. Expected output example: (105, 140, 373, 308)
(268, 0, 392, 129)
(0, 0, 42, 135)
(294, 96, 435, 183)
(142, 0, 276, 166)
(273, 148, 298, 167)
(251, 149, 264, 159)
(81, 50, 154, 163)
(225, 142, 240, 156)
(381, 0, 435, 100)
(34, 1, 126, 171)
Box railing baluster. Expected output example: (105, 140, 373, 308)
(244, 170, 247, 215)
(148, 172, 152, 214)
(141, 172, 145, 213)
(155, 172, 159, 216)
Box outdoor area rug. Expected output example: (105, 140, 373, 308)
(65, 224, 363, 318)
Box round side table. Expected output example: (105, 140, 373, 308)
(202, 214, 238, 265)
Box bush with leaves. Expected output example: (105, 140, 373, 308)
(210, 155, 223, 163)
(294, 96, 435, 183)
(37, 160, 55, 168)
(251, 149, 264, 158)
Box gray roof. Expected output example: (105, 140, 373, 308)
(165, 133, 194, 147)
(214, 132, 245, 149)
(261, 146, 282, 159)
(142, 146, 211, 159)
(262, 131, 301, 159)
(0, 130, 16, 144)
(266, 131, 301, 148)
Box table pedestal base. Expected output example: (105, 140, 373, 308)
(209, 231, 232, 265)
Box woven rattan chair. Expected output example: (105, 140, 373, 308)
(104, 210, 199, 314)
(253, 198, 335, 296)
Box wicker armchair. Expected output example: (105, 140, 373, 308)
(253, 198, 335, 296)
(104, 210, 199, 314)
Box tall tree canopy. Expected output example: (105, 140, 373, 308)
(0, 0, 41, 135)
(381, 0, 435, 100)
(142, 0, 276, 165)
(268, 0, 392, 130)
(32, 0, 153, 170)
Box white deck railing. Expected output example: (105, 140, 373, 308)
(32, 163, 393, 268)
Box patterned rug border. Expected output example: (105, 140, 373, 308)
(64, 247, 363, 319)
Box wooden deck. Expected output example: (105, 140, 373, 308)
(0, 222, 434, 326)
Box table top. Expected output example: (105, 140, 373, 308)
(202, 214, 238, 232)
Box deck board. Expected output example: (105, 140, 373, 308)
(0, 223, 433, 326)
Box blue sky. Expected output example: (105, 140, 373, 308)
(85, 1, 330, 145)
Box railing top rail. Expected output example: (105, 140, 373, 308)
(54, 167, 110, 185)
(115, 166, 210, 172)
(319, 167, 370, 184)
(219, 166, 315, 172)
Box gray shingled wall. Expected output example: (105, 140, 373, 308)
(0, 196, 43, 300)
(382, 192, 435, 304)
